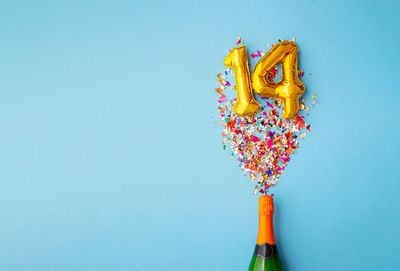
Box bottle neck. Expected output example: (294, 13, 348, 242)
(256, 195, 276, 245)
(250, 195, 281, 265)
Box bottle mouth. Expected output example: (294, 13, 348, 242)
(258, 195, 274, 215)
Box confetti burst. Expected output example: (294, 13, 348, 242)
(215, 47, 319, 195)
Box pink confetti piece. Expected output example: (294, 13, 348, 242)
(250, 50, 262, 59)
(266, 102, 275, 108)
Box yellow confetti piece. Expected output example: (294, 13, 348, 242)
(300, 104, 310, 110)
(300, 133, 307, 139)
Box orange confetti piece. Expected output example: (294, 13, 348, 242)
(215, 87, 225, 93)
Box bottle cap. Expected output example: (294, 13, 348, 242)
(258, 195, 274, 216)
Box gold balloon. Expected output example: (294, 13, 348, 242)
(252, 41, 305, 119)
(224, 41, 305, 119)
(224, 45, 260, 115)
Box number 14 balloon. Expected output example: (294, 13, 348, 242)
(223, 41, 305, 119)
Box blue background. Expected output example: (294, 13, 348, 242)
(0, 0, 399, 270)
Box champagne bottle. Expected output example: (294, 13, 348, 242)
(248, 195, 283, 271)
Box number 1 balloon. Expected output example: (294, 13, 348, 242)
(223, 46, 260, 115)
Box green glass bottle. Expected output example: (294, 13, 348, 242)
(248, 195, 283, 271)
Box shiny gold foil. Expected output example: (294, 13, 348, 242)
(224, 45, 260, 115)
(252, 41, 305, 119)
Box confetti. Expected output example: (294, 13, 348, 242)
(215, 86, 225, 93)
(214, 41, 319, 195)
(250, 50, 263, 59)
